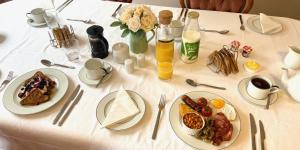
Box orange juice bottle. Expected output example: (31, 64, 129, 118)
(156, 10, 174, 80)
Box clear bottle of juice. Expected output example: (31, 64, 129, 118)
(156, 10, 174, 80)
(180, 11, 201, 63)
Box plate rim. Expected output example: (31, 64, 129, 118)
(246, 15, 283, 35)
(95, 90, 146, 131)
(2, 68, 69, 115)
(169, 91, 241, 150)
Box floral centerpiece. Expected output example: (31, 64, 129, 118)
(110, 5, 158, 54)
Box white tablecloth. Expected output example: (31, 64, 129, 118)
(1, 0, 300, 150)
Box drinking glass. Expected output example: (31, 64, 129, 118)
(43, 9, 59, 28)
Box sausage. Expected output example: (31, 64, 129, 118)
(181, 95, 202, 112)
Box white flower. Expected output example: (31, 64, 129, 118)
(127, 16, 141, 32)
(120, 8, 134, 24)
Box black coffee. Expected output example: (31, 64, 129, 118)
(251, 78, 270, 89)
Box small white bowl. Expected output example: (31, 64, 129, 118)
(181, 112, 205, 136)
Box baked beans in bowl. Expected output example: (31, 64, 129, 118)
(181, 112, 205, 135)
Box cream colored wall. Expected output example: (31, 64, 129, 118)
(133, 0, 300, 20)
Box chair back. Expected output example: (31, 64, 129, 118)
(106, 0, 132, 3)
(179, 0, 254, 13)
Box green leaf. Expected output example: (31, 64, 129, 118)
(121, 29, 130, 38)
(120, 24, 128, 30)
(110, 21, 122, 27)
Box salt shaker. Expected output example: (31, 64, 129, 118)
(125, 59, 134, 73)
(137, 54, 145, 67)
(112, 42, 129, 64)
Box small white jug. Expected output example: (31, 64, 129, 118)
(283, 46, 300, 69)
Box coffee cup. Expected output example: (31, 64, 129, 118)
(84, 58, 106, 80)
(26, 8, 46, 24)
(247, 75, 279, 99)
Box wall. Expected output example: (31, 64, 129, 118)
(133, 0, 300, 20)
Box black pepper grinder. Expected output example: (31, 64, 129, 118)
(86, 25, 109, 59)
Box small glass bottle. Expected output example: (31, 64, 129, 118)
(156, 10, 174, 80)
(180, 11, 201, 63)
(86, 25, 109, 59)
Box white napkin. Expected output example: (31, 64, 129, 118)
(259, 13, 281, 34)
(102, 87, 140, 127)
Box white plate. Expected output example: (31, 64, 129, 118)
(247, 16, 282, 35)
(96, 90, 145, 131)
(238, 77, 277, 106)
(27, 19, 47, 27)
(2, 68, 69, 115)
(78, 62, 112, 86)
(169, 91, 241, 150)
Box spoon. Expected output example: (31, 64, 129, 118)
(41, 59, 75, 69)
(186, 79, 226, 90)
(200, 29, 230, 34)
(67, 18, 93, 24)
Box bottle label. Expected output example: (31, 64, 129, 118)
(180, 41, 200, 62)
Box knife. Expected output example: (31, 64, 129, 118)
(58, 90, 84, 126)
(182, 8, 188, 22)
(56, 0, 74, 12)
(259, 120, 265, 150)
(53, 85, 80, 125)
(250, 113, 257, 150)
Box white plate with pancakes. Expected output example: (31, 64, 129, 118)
(2, 68, 69, 115)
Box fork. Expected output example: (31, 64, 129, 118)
(152, 94, 166, 140)
(112, 4, 122, 18)
(0, 71, 14, 92)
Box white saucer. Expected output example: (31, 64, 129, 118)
(78, 62, 112, 86)
(27, 19, 47, 27)
(238, 77, 278, 106)
(247, 16, 283, 35)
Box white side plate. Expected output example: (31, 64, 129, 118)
(96, 90, 145, 131)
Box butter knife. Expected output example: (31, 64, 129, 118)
(250, 113, 257, 150)
(259, 120, 265, 150)
(53, 85, 80, 125)
(58, 90, 84, 126)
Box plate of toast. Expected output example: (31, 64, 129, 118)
(2, 68, 69, 115)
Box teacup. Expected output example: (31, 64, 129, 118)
(84, 58, 106, 80)
(283, 46, 300, 69)
(247, 75, 279, 100)
(26, 8, 46, 24)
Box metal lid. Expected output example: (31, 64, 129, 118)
(159, 10, 173, 25)
(86, 25, 104, 38)
(188, 11, 199, 19)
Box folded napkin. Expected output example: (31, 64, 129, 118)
(259, 13, 281, 34)
(102, 87, 140, 127)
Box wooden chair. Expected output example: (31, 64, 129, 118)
(106, 0, 132, 3)
(179, 0, 254, 13)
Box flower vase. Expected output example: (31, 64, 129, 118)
(129, 29, 155, 54)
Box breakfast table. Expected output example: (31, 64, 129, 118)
(1, 0, 300, 150)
